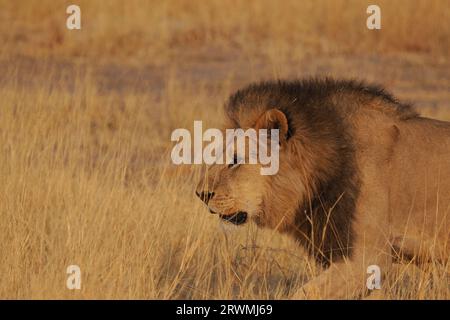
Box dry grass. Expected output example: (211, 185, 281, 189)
(0, 0, 448, 299)
(2, 0, 450, 63)
(0, 67, 309, 299)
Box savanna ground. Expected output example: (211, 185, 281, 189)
(0, 0, 449, 299)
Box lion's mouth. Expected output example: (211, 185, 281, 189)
(219, 211, 248, 225)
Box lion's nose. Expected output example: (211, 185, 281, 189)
(196, 191, 215, 204)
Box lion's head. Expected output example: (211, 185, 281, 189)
(195, 108, 308, 230)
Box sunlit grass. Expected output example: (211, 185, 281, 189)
(0, 0, 448, 299)
(1, 0, 449, 63)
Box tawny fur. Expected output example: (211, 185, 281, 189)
(196, 78, 450, 299)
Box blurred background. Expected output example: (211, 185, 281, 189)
(2, 0, 450, 114)
(0, 0, 448, 299)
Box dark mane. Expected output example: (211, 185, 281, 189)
(225, 78, 419, 126)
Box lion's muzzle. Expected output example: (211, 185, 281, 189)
(219, 211, 248, 225)
(195, 184, 248, 225)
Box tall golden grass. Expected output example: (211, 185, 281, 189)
(0, 0, 448, 299)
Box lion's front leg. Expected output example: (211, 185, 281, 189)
(294, 241, 392, 299)
(294, 171, 394, 299)
(294, 260, 363, 299)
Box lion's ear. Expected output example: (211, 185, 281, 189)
(254, 109, 289, 144)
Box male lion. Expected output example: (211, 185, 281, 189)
(195, 79, 450, 299)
